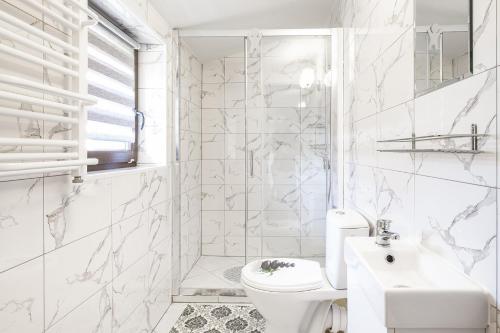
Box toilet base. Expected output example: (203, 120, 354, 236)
(259, 299, 334, 333)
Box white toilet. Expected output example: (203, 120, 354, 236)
(241, 209, 369, 333)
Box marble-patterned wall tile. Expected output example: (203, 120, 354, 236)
(262, 159, 299, 185)
(348, 28, 414, 122)
(201, 211, 225, 256)
(301, 210, 326, 238)
(44, 176, 111, 251)
(375, 169, 414, 237)
(202, 83, 225, 108)
(202, 160, 225, 184)
(347, 0, 413, 75)
(141, 274, 171, 330)
(202, 185, 225, 210)
(202, 133, 225, 160)
(180, 187, 202, 224)
(262, 237, 300, 257)
(415, 69, 497, 187)
(45, 228, 112, 327)
(203, 59, 225, 84)
(202, 109, 225, 133)
(225, 211, 245, 256)
(181, 161, 201, 191)
(0, 257, 43, 333)
(0, 178, 43, 272)
(225, 185, 246, 211)
(301, 108, 326, 133)
(112, 281, 169, 333)
(301, 237, 326, 257)
(301, 129, 328, 154)
(149, 201, 171, 250)
(473, 0, 497, 73)
(225, 83, 245, 108)
(225, 160, 245, 185)
(225, 108, 245, 134)
(344, 163, 378, 221)
(225, 58, 245, 83)
(301, 184, 327, 213)
(262, 185, 300, 211)
(247, 184, 263, 211)
(111, 172, 148, 223)
(179, 60, 202, 284)
(263, 108, 301, 133)
(46, 286, 112, 333)
(261, 211, 300, 237)
(146, 170, 167, 208)
(262, 133, 300, 160)
(262, 84, 301, 108)
(225, 134, 246, 160)
(301, 159, 326, 185)
(112, 212, 149, 276)
(112, 258, 150, 329)
(180, 130, 202, 161)
(415, 175, 496, 300)
(225, 236, 245, 256)
(350, 114, 377, 167)
(377, 101, 414, 173)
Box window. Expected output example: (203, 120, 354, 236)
(86, 17, 139, 171)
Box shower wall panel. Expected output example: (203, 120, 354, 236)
(200, 36, 330, 258)
(246, 36, 331, 258)
(179, 43, 203, 279)
(201, 49, 247, 257)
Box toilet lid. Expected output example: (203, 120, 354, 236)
(241, 258, 324, 292)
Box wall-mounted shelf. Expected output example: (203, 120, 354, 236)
(377, 149, 482, 154)
(377, 124, 484, 154)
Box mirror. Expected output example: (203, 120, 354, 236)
(415, 0, 472, 95)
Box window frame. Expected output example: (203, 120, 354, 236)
(87, 33, 139, 172)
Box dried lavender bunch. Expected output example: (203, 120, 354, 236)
(260, 260, 295, 274)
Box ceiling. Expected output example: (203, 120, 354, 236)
(149, 0, 335, 30)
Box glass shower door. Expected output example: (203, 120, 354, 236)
(245, 34, 331, 262)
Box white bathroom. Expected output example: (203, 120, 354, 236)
(0, 0, 497, 332)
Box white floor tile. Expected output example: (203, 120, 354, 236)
(153, 303, 186, 332)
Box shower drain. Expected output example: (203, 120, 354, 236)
(223, 266, 243, 282)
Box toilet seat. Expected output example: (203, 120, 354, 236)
(241, 258, 324, 292)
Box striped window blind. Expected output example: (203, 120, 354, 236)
(86, 22, 138, 169)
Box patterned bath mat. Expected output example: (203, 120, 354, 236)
(169, 304, 266, 333)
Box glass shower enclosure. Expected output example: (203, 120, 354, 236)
(172, 30, 335, 297)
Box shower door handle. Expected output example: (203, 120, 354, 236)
(249, 150, 254, 177)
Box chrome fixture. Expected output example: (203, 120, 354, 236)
(249, 150, 254, 177)
(377, 123, 485, 154)
(375, 220, 400, 247)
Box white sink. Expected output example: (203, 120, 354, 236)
(345, 237, 489, 330)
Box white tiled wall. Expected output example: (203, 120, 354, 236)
(0, 168, 172, 333)
(178, 41, 203, 281)
(200, 36, 331, 258)
(0, 0, 175, 331)
(336, 0, 499, 328)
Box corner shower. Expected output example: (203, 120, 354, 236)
(171, 29, 339, 297)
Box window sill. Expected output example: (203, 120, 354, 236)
(86, 164, 167, 180)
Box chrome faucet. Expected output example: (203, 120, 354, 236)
(375, 219, 400, 247)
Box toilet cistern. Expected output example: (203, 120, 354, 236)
(375, 219, 400, 247)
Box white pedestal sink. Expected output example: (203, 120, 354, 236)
(345, 237, 490, 333)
